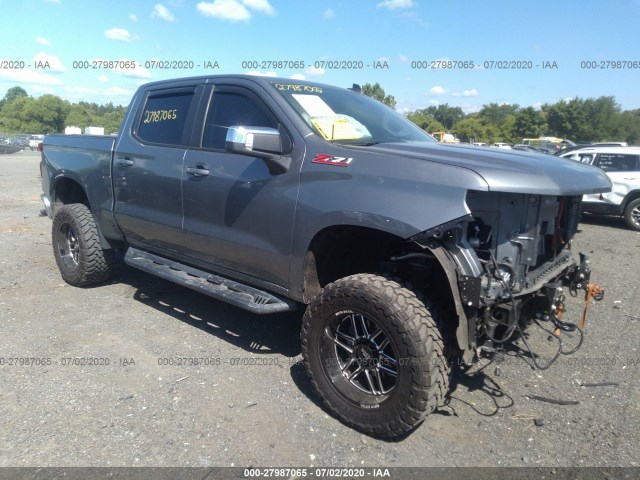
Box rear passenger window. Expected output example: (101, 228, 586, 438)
(203, 91, 277, 150)
(596, 154, 640, 172)
(136, 89, 196, 146)
(568, 153, 594, 164)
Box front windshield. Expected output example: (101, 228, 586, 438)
(271, 82, 435, 145)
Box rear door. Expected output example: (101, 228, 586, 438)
(584, 152, 640, 206)
(114, 84, 203, 252)
(181, 83, 301, 288)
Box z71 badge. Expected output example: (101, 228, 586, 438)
(311, 154, 353, 167)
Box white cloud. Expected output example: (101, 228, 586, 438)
(305, 66, 325, 77)
(31, 85, 55, 95)
(35, 37, 51, 46)
(323, 8, 335, 19)
(66, 86, 99, 96)
(97, 75, 109, 83)
(242, 0, 275, 15)
(105, 86, 130, 96)
(462, 89, 479, 97)
(246, 70, 277, 77)
(33, 53, 65, 73)
(376, 0, 414, 10)
(104, 28, 133, 42)
(196, 0, 275, 21)
(197, 0, 251, 21)
(129, 13, 138, 22)
(152, 4, 176, 21)
(428, 86, 448, 96)
(399, 54, 408, 63)
(532, 102, 543, 110)
(290, 73, 306, 80)
(0, 67, 63, 86)
(112, 58, 151, 79)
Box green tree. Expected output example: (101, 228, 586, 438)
(32, 95, 70, 133)
(0, 86, 28, 110)
(0, 96, 34, 132)
(513, 107, 548, 140)
(406, 109, 444, 133)
(618, 109, 640, 144)
(65, 104, 95, 130)
(587, 96, 623, 141)
(451, 116, 500, 143)
(478, 103, 520, 128)
(101, 108, 127, 134)
(424, 104, 465, 130)
(500, 114, 517, 144)
(361, 82, 397, 109)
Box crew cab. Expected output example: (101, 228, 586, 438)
(41, 75, 611, 437)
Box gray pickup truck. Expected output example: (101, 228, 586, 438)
(41, 75, 610, 437)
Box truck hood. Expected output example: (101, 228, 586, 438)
(363, 142, 612, 196)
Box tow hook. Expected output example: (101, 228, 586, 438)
(578, 283, 605, 329)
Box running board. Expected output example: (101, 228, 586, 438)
(124, 248, 295, 314)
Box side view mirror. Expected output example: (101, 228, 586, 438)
(225, 126, 291, 174)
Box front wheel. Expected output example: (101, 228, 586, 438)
(301, 274, 450, 437)
(623, 198, 640, 231)
(52, 203, 115, 286)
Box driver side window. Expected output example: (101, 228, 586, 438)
(202, 91, 277, 150)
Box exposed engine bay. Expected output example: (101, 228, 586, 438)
(389, 190, 604, 367)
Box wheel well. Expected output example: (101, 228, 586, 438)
(53, 178, 89, 213)
(302, 225, 462, 353)
(623, 190, 640, 210)
(302, 226, 402, 302)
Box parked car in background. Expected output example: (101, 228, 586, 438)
(512, 144, 550, 154)
(491, 142, 511, 149)
(29, 135, 44, 151)
(560, 146, 640, 231)
(472, 142, 488, 147)
(522, 137, 575, 154)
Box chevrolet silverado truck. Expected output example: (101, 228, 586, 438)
(41, 75, 611, 437)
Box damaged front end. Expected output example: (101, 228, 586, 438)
(410, 190, 603, 365)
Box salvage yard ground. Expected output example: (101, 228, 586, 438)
(0, 151, 638, 467)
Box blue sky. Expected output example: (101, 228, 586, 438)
(1, 0, 639, 113)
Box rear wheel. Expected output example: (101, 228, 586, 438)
(623, 198, 640, 231)
(301, 273, 450, 437)
(52, 203, 115, 286)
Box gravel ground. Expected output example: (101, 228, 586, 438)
(0, 151, 638, 468)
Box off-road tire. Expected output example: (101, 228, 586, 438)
(301, 273, 450, 437)
(52, 203, 115, 286)
(623, 198, 640, 231)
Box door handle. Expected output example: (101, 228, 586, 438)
(117, 157, 134, 167)
(186, 166, 210, 177)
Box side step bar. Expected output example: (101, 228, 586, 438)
(124, 248, 296, 314)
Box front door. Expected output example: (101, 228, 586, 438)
(181, 85, 299, 287)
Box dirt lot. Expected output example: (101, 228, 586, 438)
(0, 151, 638, 468)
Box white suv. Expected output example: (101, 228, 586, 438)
(560, 146, 640, 231)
